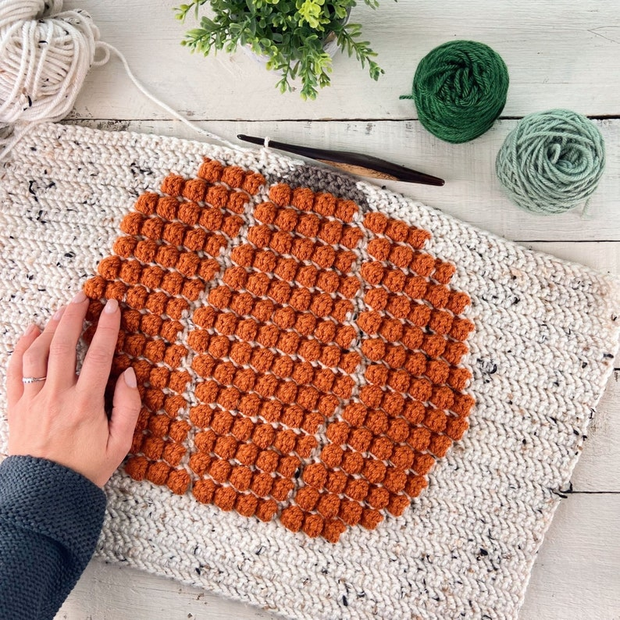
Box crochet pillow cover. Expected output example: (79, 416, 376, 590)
(1, 123, 618, 619)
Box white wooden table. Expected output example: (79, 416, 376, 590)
(56, 1, 620, 618)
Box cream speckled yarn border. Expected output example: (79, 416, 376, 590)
(1, 123, 619, 619)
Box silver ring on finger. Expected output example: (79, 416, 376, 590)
(22, 376, 47, 384)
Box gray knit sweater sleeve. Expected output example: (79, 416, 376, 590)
(0, 455, 107, 620)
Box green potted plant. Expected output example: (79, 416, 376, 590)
(175, 0, 386, 100)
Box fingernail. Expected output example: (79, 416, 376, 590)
(53, 306, 65, 321)
(24, 324, 36, 336)
(71, 290, 87, 304)
(104, 299, 118, 314)
(124, 367, 137, 388)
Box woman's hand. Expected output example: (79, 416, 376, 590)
(5, 291, 141, 488)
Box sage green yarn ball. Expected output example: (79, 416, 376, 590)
(402, 40, 509, 143)
(495, 109, 606, 216)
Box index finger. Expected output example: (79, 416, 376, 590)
(77, 299, 120, 399)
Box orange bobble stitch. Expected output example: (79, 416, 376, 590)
(227, 191, 250, 214)
(190, 404, 214, 428)
(319, 345, 341, 368)
(251, 472, 274, 497)
(193, 478, 217, 504)
(221, 165, 246, 189)
(281, 505, 305, 533)
(379, 318, 404, 343)
(413, 453, 436, 476)
(252, 249, 277, 274)
(208, 285, 232, 310)
(231, 418, 254, 443)
(314, 320, 336, 343)
(367, 237, 391, 261)
(272, 356, 294, 380)
(130, 359, 150, 383)
(360, 508, 383, 530)
(429, 434, 453, 458)
(210, 458, 232, 483)
(318, 220, 343, 245)
(182, 178, 208, 203)
(387, 493, 410, 517)
(316, 494, 341, 520)
(135, 192, 158, 215)
(230, 244, 254, 267)
(247, 224, 272, 249)
(326, 421, 350, 445)
(164, 395, 186, 418)
(146, 462, 171, 486)
(270, 230, 293, 255)
(325, 471, 347, 495)
(408, 427, 431, 452)
(451, 394, 475, 417)
(335, 199, 358, 222)
(387, 295, 411, 319)
(195, 379, 219, 404)
(450, 317, 475, 341)
(423, 334, 447, 358)
(276, 380, 299, 403)
(199, 207, 223, 232)
(149, 367, 170, 389)
(275, 256, 299, 281)
(409, 377, 433, 402)
(405, 474, 428, 497)
(357, 311, 382, 335)
(85, 299, 104, 322)
(407, 303, 431, 328)
(236, 442, 259, 466)
(433, 261, 456, 284)
(410, 252, 435, 277)
(229, 466, 253, 492)
(341, 450, 364, 475)
(124, 333, 146, 357)
(142, 436, 165, 460)
(296, 264, 318, 288)
(98, 255, 121, 279)
(105, 281, 127, 302)
(164, 344, 188, 367)
(236, 493, 259, 517)
(370, 436, 394, 461)
(145, 387, 166, 410)
(333, 375, 354, 400)
(214, 486, 237, 511)
(145, 291, 167, 315)
(269, 183, 292, 207)
(198, 258, 220, 281)
(365, 363, 389, 385)
(332, 298, 354, 323)
(222, 266, 248, 291)
(367, 486, 390, 510)
(361, 338, 385, 362)
(295, 434, 318, 458)
(389, 245, 414, 269)
(447, 291, 471, 314)
(296, 212, 320, 237)
(425, 284, 450, 309)
(363, 459, 387, 484)
(408, 227, 432, 249)
(383, 344, 406, 369)
(297, 339, 321, 362)
(302, 514, 325, 539)
(242, 172, 265, 195)
(222, 215, 243, 238)
(360, 261, 385, 285)
(290, 186, 314, 211)
(313, 244, 336, 269)
(426, 359, 450, 384)
(162, 443, 186, 468)
(339, 227, 364, 250)
(448, 367, 472, 391)
(125, 456, 148, 481)
(291, 237, 315, 262)
(424, 406, 447, 433)
(141, 217, 165, 241)
(365, 288, 388, 311)
(334, 250, 356, 273)
(316, 270, 340, 293)
(310, 293, 333, 317)
(166, 297, 189, 320)
(445, 416, 469, 440)
(140, 313, 162, 336)
(387, 418, 410, 444)
(120, 212, 145, 236)
(204, 234, 228, 257)
(403, 275, 427, 300)
(338, 275, 360, 298)
(313, 192, 336, 217)
(144, 340, 166, 363)
(295, 486, 320, 511)
(383, 269, 407, 294)
(205, 185, 229, 209)
(391, 445, 415, 470)
(363, 212, 388, 234)
(388, 369, 411, 392)
(339, 500, 363, 526)
(161, 174, 185, 196)
(348, 427, 373, 453)
(321, 444, 344, 468)
(271, 478, 294, 502)
(156, 196, 180, 221)
(384, 219, 410, 243)
(269, 280, 292, 305)
(256, 450, 280, 473)
(177, 202, 200, 226)
(279, 455, 300, 478)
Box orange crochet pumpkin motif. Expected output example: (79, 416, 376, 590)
(82, 159, 475, 543)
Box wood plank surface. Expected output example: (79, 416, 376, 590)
(38, 0, 620, 617)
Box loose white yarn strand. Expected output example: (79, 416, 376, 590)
(0, 0, 251, 160)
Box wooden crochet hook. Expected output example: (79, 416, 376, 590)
(237, 134, 445, 187)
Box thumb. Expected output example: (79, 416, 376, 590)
(107, 367, 142, 458)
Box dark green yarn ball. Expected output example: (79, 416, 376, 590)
(402, 40, 509, 144)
